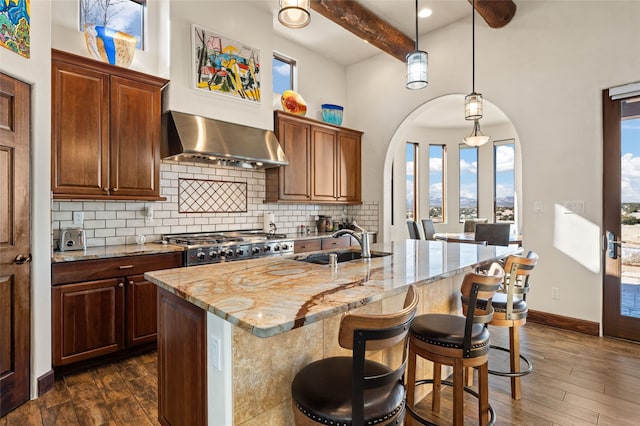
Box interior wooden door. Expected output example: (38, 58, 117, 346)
(0, 73, 31, 416)
(603, 89, 640, 341)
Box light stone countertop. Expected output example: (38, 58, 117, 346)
(51, 242, 185, 263)
(144, 240, 521, 338)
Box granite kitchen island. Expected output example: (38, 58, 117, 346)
(144, 239, 520, 426)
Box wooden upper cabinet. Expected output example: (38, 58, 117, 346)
(311, 126, 337, 201)
(336, 130, 362, 202)
(51, 59, 110, 197)
(267, 111, 362, 204)
(51, 49, 168, 200)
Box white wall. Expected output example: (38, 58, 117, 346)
(0, 0, 52, 397)
(347, 0, 640, 323)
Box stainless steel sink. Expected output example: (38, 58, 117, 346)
(295, 249, 391, 265)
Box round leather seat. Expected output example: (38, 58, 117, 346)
(491, 293, 527, 315)
(410, 313, 491, 357)
(291, 356, 405, 425)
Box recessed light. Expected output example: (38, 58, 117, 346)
(418, 8, 432, 18)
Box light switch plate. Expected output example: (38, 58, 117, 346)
(533, 201, 543, 213)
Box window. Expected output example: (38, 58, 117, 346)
(80, 0, 145, 49)
(459, 144, 478, 222)
(273, 53, 295, 94)
(406, 143, 418, 220)
(429, 145, 445, 223)
(494, 139, 515, 223)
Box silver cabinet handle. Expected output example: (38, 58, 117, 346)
(118, 265, 134, 269)
(118, 282, 124, 287)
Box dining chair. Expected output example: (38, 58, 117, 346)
(421, 219, 436, 240)
(407, 220, 423, 239)
(474, 223, 511, 246)
(463, 218, 489, 233)
(291, 285, 419, 425)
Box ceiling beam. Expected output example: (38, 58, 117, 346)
(310, 0, 415, 62)
(310, 0, 517, 62)
(471, 0, 517, 29)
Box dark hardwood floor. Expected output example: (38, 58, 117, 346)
(1, 322, 639, 425)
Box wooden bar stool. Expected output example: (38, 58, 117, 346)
(291, 285, 418, 425)
(487, 251, 538, 400)
(406, 264, 504, 426)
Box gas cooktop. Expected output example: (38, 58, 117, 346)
(163, 231, 293, 266)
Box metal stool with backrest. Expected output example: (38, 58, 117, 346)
(291, 285, 419, 425)
(407, 220, 423, 239)
(406, 264, 504, 426)
(487, 251, 538, 400)
(421, 219, 437, 241)
(463, 218, 488, 232)
(474, 223, 511, 246)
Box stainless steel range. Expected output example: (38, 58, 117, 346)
(163, 231, 294, 266)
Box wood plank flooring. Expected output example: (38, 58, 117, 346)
(1, 322, 639, 425)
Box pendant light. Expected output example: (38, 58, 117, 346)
(463, 0, 490, 146)
(278, 0, 311, 29)
(406, 0, 428, 90)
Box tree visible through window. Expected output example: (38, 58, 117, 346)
(459, 144, 478, 222)
(80, 0, 145, 49)
(429, 145, 445, 223)
(494, 140, 515, 223)
(273, 53, 295, 94)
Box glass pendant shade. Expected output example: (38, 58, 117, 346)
(465, 92, 483, 120)
(278, 0, 311, 29)
(406, 50, 428, 90)
(463, 120, 490, 147)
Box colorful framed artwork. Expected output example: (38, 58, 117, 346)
(192, 24, 261, 103)
(0, 0, 31, 58)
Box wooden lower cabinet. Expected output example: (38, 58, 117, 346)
(157, 288, 207, 426)
(51, 252, 182, 367)
(52, 278, 125, 366)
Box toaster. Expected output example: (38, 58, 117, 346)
(60, 228, 86, 251)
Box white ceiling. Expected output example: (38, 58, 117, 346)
(255, 0, 471, 66)
(253, 0, 511, 128)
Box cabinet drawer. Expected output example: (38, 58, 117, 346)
(294, 239, 322, 253)
(321, 236, 351, 249)
(52, 252, 183, 285)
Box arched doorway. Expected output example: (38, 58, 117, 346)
(381, 94, 521, 242)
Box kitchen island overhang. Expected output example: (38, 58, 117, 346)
(145, 240, 521, 425)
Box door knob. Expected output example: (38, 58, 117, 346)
(14, 254, 32, 264)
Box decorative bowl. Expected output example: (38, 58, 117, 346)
(321, 104, 344, 126)
(281, 90, 307, 116)
(84, 24, 137, 67)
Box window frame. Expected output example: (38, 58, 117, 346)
(459, 143, 479, 223)
(493, 139, 516, 223)
(429, 144, 446, 223)
(272, 52, 297, 94)
(406, 142, 419, 221)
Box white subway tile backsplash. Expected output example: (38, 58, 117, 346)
(51, 162, 379, 246)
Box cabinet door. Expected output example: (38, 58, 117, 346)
(337, 131, 362, 202)
(311, 126, 337, 201)
(126, 274, 158, 346)
(52, 278, 125, 366)
(275, 117, 312, 201)
(110, 76, 161, 198)
(51, 60, 110, 197)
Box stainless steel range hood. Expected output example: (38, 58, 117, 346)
(161, 111, 288, 169)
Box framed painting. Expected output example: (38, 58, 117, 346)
(0, 0, 30, 58)
(192, 24, 261, 103)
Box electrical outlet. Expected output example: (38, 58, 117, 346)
(209, 335, 221, 371)
(552, 287, 560, 300)
(73, 211, 84, 226)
